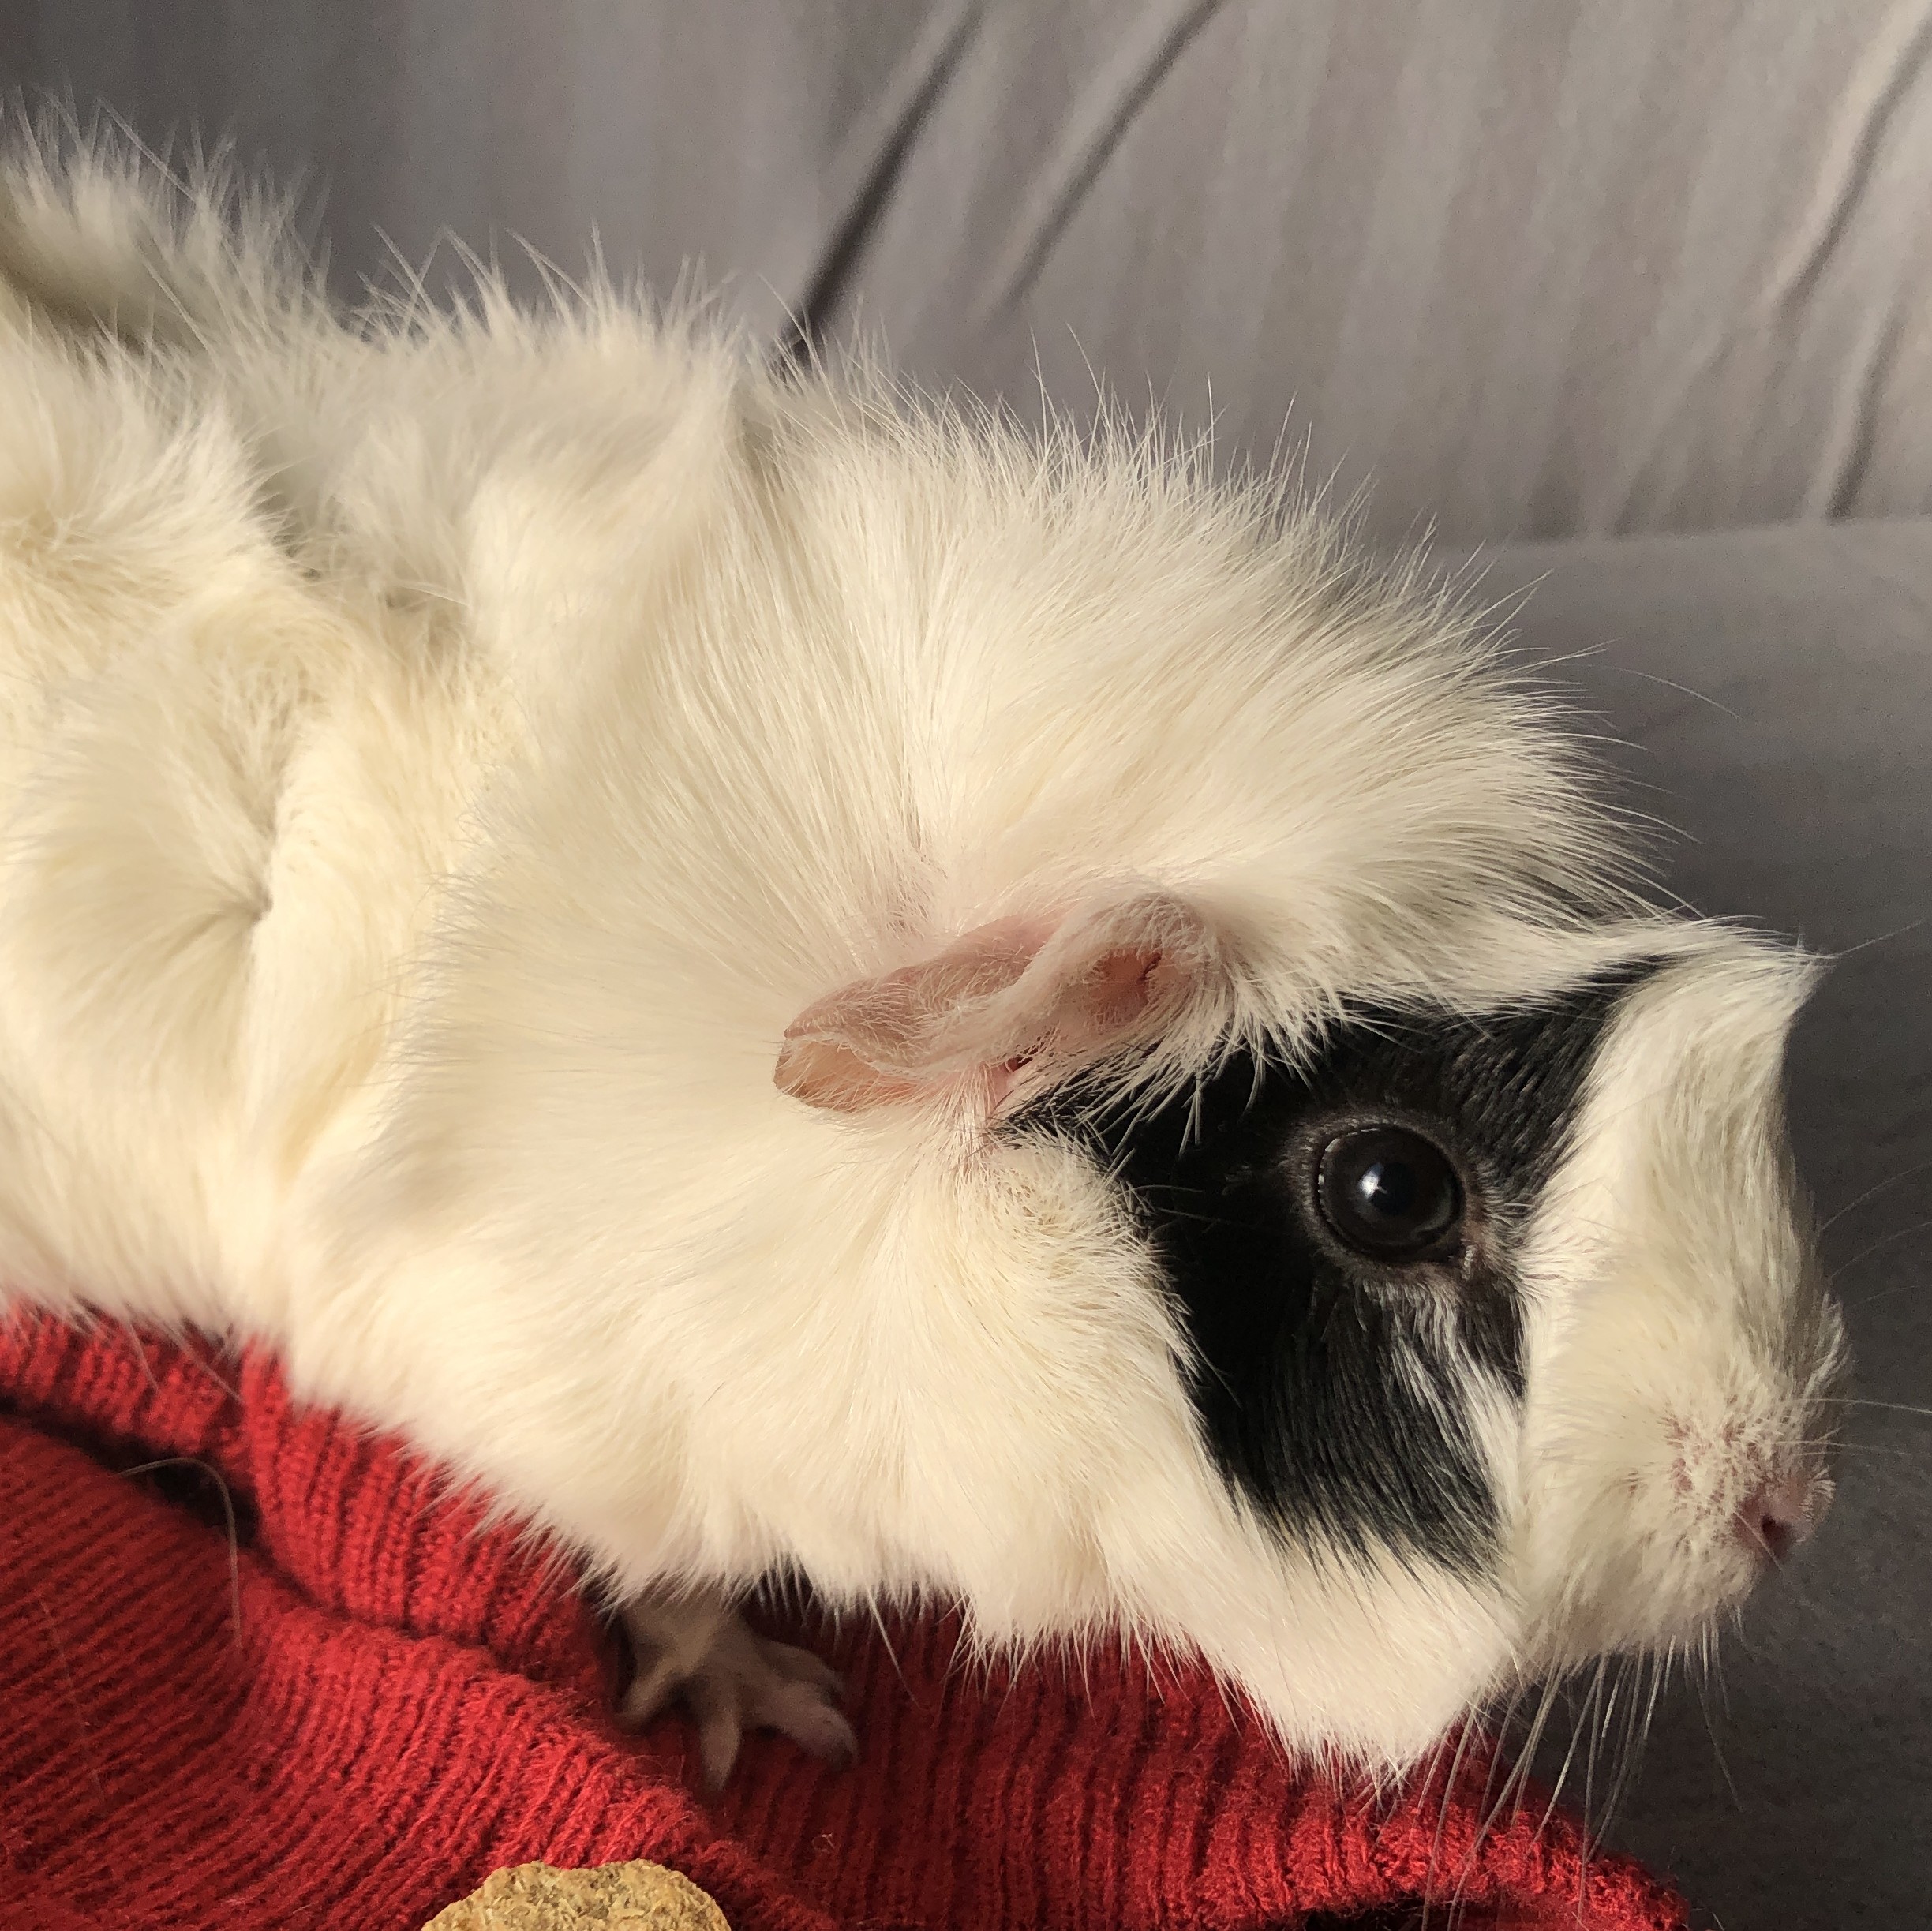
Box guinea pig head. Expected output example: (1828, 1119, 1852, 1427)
(777, 895, 1844, 1772)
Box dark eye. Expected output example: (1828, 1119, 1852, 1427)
(1316, 1126, 1465, 1262)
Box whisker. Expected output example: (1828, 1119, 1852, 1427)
(1844, 1277, 1932, 1312)
(1488, 1673, 1563, 1839)
(1581, 1653, 1629, 1851)
(1814, 1398, 1932, 1420)
(1690, 1647, 1742, 1809)
(1534, 1660, 1601, 1843)
(1816, 1156, 1932, 1237)
(1447, 1683, 1541, 1923)
(1600, 1648, 1663, 1840)
(1420, 1712, 1483, 1931)
(118, 1457, 245, 1639)
(1599, 1654, 1640, 1840)
(1829, 1218, 1932, 1283)
(1825, 913, 1930, 963)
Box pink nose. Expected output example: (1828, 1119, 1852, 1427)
(1735, 1472, 1825, 1564)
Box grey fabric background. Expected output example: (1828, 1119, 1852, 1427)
(10, 0, 1932, 544)
(0, 6, 1926, 1929)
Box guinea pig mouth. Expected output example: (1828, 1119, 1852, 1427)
(1656, 1403, 1836, 1571)
(1732, 1465, 1833, 1565)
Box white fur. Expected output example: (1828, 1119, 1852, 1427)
(0, 136, 1844, 1772)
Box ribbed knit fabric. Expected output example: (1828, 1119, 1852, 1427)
(0, 1315, 1689, 1931)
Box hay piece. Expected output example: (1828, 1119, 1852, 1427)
(421, 1859, 732, 1930)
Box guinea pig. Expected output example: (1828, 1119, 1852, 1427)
(0, 137, 1847, 1792)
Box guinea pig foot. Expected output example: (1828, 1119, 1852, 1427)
(616, 1591, 857, 1791)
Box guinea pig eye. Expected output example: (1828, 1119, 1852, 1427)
(1315, 1126, 1465, 1263)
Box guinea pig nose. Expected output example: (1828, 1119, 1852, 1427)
(1735, 1472, 1822, 1564)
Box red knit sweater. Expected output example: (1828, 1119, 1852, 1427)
(0, 1315, 1687, 1931)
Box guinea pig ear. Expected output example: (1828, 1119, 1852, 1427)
(775, 895, 1219, 1115)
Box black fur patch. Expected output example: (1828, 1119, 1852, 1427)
(1014, 963, 1662, 1574)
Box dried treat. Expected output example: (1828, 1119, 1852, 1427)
(423, 1859, 731, 1931)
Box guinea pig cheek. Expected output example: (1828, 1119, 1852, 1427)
(1506, 946, 1844, 1667)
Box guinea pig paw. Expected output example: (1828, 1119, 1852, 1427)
(616, 1593, 857, 1791)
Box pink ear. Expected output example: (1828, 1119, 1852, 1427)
(775, 896, 1216, 1114)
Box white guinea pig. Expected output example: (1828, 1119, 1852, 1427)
(0, 140, 1846, 1791)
